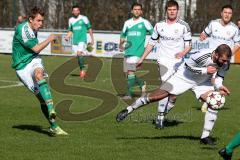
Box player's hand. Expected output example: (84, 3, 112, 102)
(64, 36, 70, 42)
(175, 52, 184, 59)
(49, 35, 57, 42)
(207, 66, 217, 74)
(199, 32, 207, 41)
(119, 44, 124, 52)
(219, 86, 230, 96)
(136, 59, 143, 68)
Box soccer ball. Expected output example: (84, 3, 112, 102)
(86, 43, 94, 52)
(206, 91, 225, 110)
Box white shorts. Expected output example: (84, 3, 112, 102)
(72, 42, 87, 54)
(123, 56, 140, 73)
(160, 69, 214, 99)
(157, 58, 183, 82)
(16, 57, 45, 94)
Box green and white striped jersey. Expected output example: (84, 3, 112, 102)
(121, 17, 153, 57)
(68, 15, 92, 45)
(12, 21, 38, 70)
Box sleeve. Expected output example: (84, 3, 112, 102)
(18, 27, 38, 49)
(233, 28, 240, 45)
(67, 19, 73, 32)
(83, 16, 92, 29)
(144, 20, 153, 35)
(203, 21, 212, 37)
(184, 53, 208, 74)
(148, 24, 159, 46)
(214, 63, 230, 89)
(183, 23, 192, 47)
(120, 22, 127, 39)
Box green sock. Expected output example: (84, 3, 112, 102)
(135, 76, 144, 89)
(127, 74, 136, 96)
(37, 79, 54, 112)
(77, 56, 85, 70)
(36, 93, 57, 129)
(40, 104, 58, 129)
(226, 132, 240, 154)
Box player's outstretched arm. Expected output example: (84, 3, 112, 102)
(137, 44, 154, 67)
(88, 28, 94, 45)
(32, 34, 57, 53)
(64, 31, 72, 41)
(175, 45, 192, 59)
(119, 38, 125, 52)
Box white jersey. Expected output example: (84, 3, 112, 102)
(182, 49, 229, 86)
(160, 49, 229, 97)
(149, 19, 192, 62)
(203, 19, 240, 50)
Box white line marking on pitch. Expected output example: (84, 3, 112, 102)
(0, 80, 23, 88)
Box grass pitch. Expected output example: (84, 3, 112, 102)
(1, 54, 240, 160)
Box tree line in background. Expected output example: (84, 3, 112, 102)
(0, 0, 239, 33)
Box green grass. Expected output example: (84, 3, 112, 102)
(1, 54, 240, 160)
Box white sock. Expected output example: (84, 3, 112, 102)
(126, 96, 149, 114)
(157, 97, 169, 113)
(201, 108, 218, 139)
(167, 98, 175, 112)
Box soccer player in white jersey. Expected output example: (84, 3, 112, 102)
(199, 4, 240, 113)
(119, 2, 153, 99)
(116, 44, 231, 145)
(65, 5, 94, 78)
(200, 4, 240, 52)
(134, 0, 192, 128)
(12, 7, 68, 135)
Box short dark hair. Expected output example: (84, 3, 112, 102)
(215, 44, 232, 58)
(131, 2, 142, 10)
(72, 5, 80, 10)
(221, 4, 233, 11)
(28, 7, 44, 20)
(165, 0, 179, 12)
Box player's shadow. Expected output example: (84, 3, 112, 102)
(193, 106, 230, 111)
(12, 124, 52, 137)
(117, 135, 199, 141)
(150, 119, 183, 128)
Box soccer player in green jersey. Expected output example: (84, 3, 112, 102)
(219, 132, 240, 159)
(65, 5, 94, 78)
(12, 7, 68, 136)
(119, 2, 153, 99)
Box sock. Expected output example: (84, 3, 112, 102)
(158, 97, 169, 113)
(126, 95, 149, 113)
(37, 79, 54, 112)
(135, 76, 144, 89)
(226, 132, 240, 154)
(127, 74, 136, 96)
(40, 104, 58, 129)
(36, 93, 57, 129)
(201, 108, 218, 139)
(167, 98, 175, 112)
(201, 102, 208, 112)
(157, 97, 169, 121)
(78, 56, 85, 70)
(157, 112, 165, 122)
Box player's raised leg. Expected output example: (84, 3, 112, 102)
(116, 88, 169, 122)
